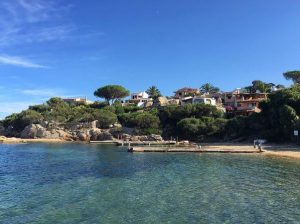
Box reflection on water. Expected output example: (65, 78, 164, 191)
(0, 143, 300, 223)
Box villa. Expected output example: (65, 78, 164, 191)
(63, 97, 94, 105)
(222, 88, 268, 115)
(174, 87, 199, 98)
(192, 97, 217, 106)
(126, 91, 153, 107)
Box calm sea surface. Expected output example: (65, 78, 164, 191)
(0, 143, 300, 223)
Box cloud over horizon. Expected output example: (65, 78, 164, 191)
(0, 0, 73, 47)
(0, 55, 48, 68)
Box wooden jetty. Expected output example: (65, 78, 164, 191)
(89, 140, 119, 144)
(130, 146, 261, 153)
(89, 140, 177, 146)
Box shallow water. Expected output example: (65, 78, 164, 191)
(0, 143, 300, 223)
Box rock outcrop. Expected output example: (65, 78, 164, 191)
(21, 124, 73, 140)
(18, 123, 164, 142)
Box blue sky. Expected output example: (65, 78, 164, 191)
(0, 0, 300, 118)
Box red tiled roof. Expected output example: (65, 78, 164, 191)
(174, 87, 198, 93)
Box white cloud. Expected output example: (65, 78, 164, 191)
(0, 0, 73, 46)
(0, 55, 47, 68)
(21, 88, 63, 97)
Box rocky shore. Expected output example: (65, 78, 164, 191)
(0, 121, 164, 143)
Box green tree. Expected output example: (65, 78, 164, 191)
(118, 112, 160, 129)
(146, 86, 162, 100)
(278, 105, 298, 140)
(276, 84, 285, 90)
(177, 117, 227, 141)
(283, 70, 300, 84)
(252, 80, 273, 93)
(44, 97, 73, 123)
(177, 118, 200, 139)
(199, 83, 220, 94)
(3, 110, 43, 132)
(93, 109, 118, 128)
(94, 85, 129, 104)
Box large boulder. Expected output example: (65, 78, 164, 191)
(76, 131, 90, 141)
(20, 124, 73, 140)
(89, 128, 102, 141)
(21, 124, 44, 138)
(130, 136, 140, 141)
(97, 131, 113, 141)
(148, 134, 163, 141)
(121, 133, 131, 141)
(139, 136, 149, 141)
(127, 134, 163, 142)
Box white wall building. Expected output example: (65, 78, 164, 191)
(192, 97, 216, 106)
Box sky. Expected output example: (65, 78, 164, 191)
(0, 0, 300, 118)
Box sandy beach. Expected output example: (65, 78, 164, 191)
(0, 137, 68, 144)
(202, 143, 300, 159)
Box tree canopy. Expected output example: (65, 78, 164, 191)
(199, 83, 220, 94)
(242, 80, 284, 93)
(94, 85, 129, 104)
(146, 86, 161, 100)
(283, 71, 300, 84)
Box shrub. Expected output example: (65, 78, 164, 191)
(93, 109, 118, 128)
(3, 110, 43, 131)
(118, 112, 160, 129)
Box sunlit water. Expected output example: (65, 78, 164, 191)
(0, 143, 300, 223)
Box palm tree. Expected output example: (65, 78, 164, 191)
(200, 83, 220, 94)
(146, 86, 162, 100)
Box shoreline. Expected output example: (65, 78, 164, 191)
(131, 143, 300, 160)
(0, 137, 68, 144)
(1, 137, 300, 160)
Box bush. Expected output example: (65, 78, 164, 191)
(225, 116, 248, 139)
(43, 97, 73, 123)
(118, 112, 160, 129)
(93, 109, 118, 128)
(177, 117, 227, 141)
(3, 110, 43, 132)
(89, 101, 109, 109)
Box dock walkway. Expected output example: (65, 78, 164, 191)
(131, 146, 261, 153)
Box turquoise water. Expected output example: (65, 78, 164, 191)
(1, 144, 300, 223)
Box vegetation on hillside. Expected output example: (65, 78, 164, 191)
(1, 76, 300, 142)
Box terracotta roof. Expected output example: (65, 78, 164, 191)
(174, 87, 198, 93)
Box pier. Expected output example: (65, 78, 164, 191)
(89, 140, 177, 146)
(130, 146, 262, 153)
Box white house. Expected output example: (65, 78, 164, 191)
(131, 91, 149, 100)
(63, 97, 94, 105)
(192, 97, 216, 106)
(127, 91, 153, 107)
